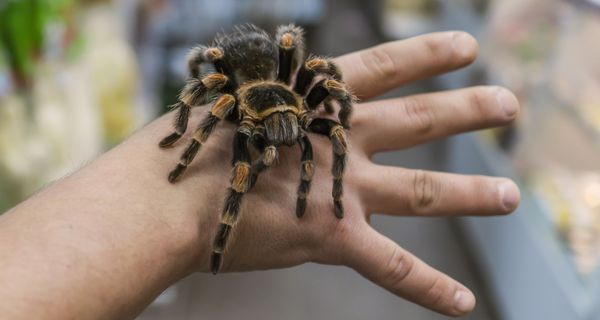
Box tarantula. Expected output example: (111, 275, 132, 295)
(158, 24, 354, 274)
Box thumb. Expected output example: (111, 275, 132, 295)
(344, 225, 476, 316)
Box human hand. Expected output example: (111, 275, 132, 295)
(156, 31, 520, 317)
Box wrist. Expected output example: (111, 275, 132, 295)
(114, 109, 227, 274)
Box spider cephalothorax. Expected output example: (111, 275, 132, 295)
(158, 24, 354, 274)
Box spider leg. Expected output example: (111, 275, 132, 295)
(167, 94, 236, 182)
(295, 134, 314, 218)
(307, 118, 347, 219)
(211, 129, 253, 274)
(276, 24, 305, 84)
(186, 45, 224, 79)
(306, 79, 354, 129)
(323, 98, 335, 114)
(293, 56, 341, 96)
(243, 125, 278, 188)
(249, 144, 277, 188)
(159, 73, 229, 148)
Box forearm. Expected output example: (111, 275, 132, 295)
(0, 112, 215, 319)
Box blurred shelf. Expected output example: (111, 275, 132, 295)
(448, 134, 600, 320)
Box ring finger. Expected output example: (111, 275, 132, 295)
(351, 86, 520, 154)
(358, 164, 520, 216)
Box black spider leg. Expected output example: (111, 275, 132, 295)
(211, 128, 253, 274)
(295, 133, 314, 218)
(167, 93, 236, 182)
(187, 44, 239, 120)
(187, 45, 226, 79)
(323, 98, 336, 114)
(249, 127, 277, 188)
(293, 55, 342, 96)
(306, 78, 354, 129)
(276, 24, 305, 84)
(159, 73, 230, 148)
(307, 118, 347, 219)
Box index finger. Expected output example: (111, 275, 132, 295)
(334, 31, 479, 100)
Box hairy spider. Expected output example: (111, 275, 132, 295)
(158, 24, 354, 274)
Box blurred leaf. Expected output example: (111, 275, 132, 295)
(0, 0, 37, 81)
(0, 0, 74, 85)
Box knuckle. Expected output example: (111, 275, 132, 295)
(424, 276, 447, 307)
(422, 34, 447, 61)
(402, 98, 435, 135)
(348, 103, 367, 129)
(382, 246, 413, 285)
(360, 46, 397, 82)
(423, 32, 477, 66)
(473, 175, 493, 192)
(468, 87, 490, 119)
(316, 217, 362, 265)
(494, 86, 519, 119)
(469, 86, 511, 123)
(411, 170, 441, 213)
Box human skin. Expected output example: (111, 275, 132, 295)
(0, 31, 520, 319)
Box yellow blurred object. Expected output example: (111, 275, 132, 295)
(0, 59, 103, 209)
(530, 167, 600, 275)
(0, 2, 139, 211)
(80, 4, 139, 145)
(582, 179, 600, 209)
(0, 95, 43, 199)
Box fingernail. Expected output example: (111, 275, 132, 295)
(454, 290, 475, 314)
(496, 88, 518, 118)
(498, 179, 520, 212)
(451, 32, 478, 61)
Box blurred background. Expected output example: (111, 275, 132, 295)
(1, 0, 600, 319)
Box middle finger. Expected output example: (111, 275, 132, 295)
(351, 86, 519, 154)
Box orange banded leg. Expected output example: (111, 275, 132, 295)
(296, 135, 314, 218)
(187, 45, 224, 78)
(276, 24, 305, 84)
(211, 130, 252, 274)
(249, 145, 277, 188)
(294, 55, 342, 95)
(308, 118, 348, 219)
(159, 73, 229, 148)
(167, 94, 235, 182)
(305, 78, 354, 129)
(323, 98, 336, 114)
